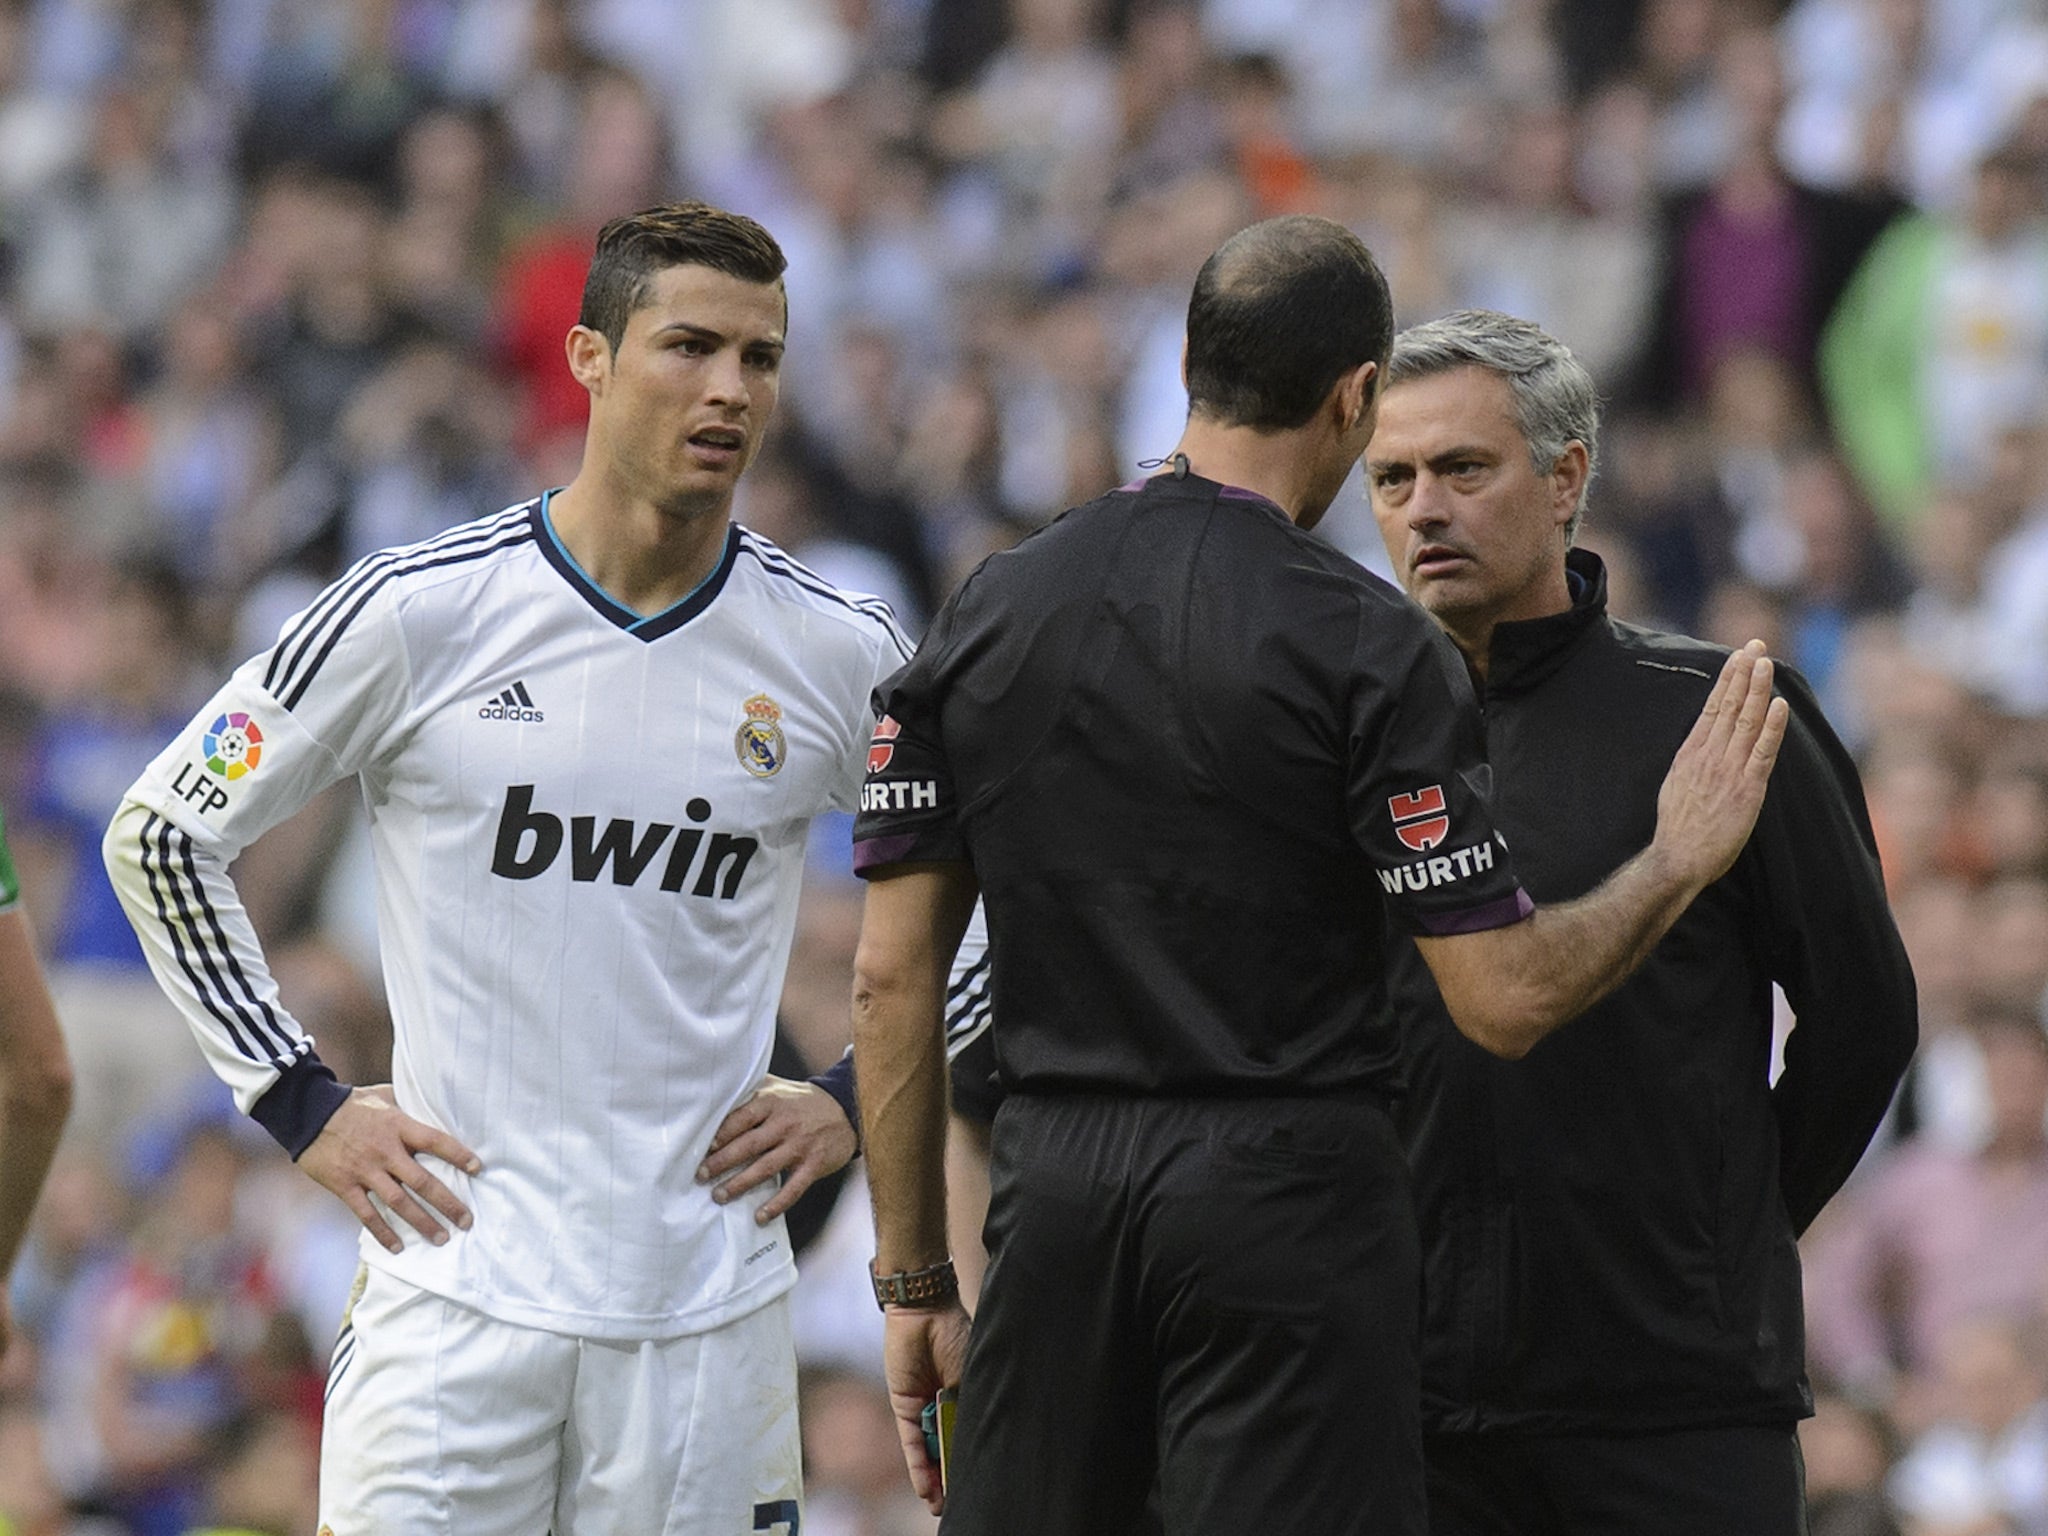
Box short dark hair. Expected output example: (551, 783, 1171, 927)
(1184, 215, 1392, 431)
(578, 201, 788, 352)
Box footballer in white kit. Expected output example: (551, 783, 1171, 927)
(103, 204, 896, 1535)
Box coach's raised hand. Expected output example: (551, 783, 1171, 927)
(1649, 640, 1791, 895)
(299, 1085, 482, 1254)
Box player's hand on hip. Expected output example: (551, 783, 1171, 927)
(698, 1076, 857, 1223)
(883, 1301, 970, 1515)
(298, 1085, 482, 1255)
(1652, 640, 1790, 892)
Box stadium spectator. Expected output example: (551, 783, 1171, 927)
(1887, 1315, 2048, 1536)
(1977, 479, 2048, 715)
(134, 297, 273, 591)
(491, 64, 669, 457)
(1821, 143, 2048, 533)
(243, 175, 406, 472)
(13, 83, 234, 342)
(1630, 25, 1903, 410)
(177, 1408, 319, 1536)
(1803, 1393, 1906, 1536)
(799, 1364, 937, 1536)
(14, 560, 201, 970)
(1806, 1013, 2048, 1396)
(54, 1121, 290, 1536)
(1445, 101, 1656, 382)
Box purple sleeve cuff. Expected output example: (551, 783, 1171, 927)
(852, 834, 926, 875)
(250, 1053, 352, 1158)
(809, 1050, 860, 1155)
(1412, 887, 1536, 937)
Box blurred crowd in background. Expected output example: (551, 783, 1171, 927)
(0, 0, 2039, 1531)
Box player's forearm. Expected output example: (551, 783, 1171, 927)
(0, 912, 70, 1276)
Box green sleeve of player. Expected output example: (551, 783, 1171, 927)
(0, 804, 19, 911)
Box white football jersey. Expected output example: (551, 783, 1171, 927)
(106, 495, 911, 1340)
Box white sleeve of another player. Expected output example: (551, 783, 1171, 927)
(943, 902, 991, 1064)
(102, 576, 413, 1148)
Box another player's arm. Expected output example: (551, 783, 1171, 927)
(946, 1112, 993, 1310)
(704, 900, 997, 1232)
(853, 861, 978, 1516)
(698, 1065, 859, 1222)
(0, 814, 73, 1356)
(1416, 643, 1789, 1059)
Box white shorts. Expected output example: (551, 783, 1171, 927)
(317, 1266, 802, 1536)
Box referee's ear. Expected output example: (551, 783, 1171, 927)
(1337, 359, 1380, 438)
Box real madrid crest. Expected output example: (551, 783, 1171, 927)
(735, 693, 786, 778)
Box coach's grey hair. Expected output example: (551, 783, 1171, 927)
(1387, 310, 1600, 544)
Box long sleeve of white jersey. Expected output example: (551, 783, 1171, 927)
(104, 561, 417, 1156)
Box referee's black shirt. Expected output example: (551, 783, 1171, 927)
(853, 471, 1530, 1101)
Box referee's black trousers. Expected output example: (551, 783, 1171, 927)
(939, 1092, 1426, 1536)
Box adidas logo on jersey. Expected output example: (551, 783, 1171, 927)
(490, 784, 759, 899)
(479, 681, 545, 723)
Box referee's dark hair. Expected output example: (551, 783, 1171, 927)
(580, 201, 788, 353)
(1184, 215, 1393, 432)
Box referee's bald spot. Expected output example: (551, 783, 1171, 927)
(1207, 214, 1366, 297)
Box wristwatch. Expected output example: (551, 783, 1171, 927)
(871, 1258, 960, 1311)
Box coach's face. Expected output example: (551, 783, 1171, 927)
(1366, 366, 1581, 644)
(574, 262, 786, 517)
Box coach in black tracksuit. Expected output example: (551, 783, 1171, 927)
(848, 222, 1796, 1536)
(1368, 310, 1917, 1535)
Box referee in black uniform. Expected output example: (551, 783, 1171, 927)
(848, 217, 1791, 1536)
(1367, 310, 1917, 1535)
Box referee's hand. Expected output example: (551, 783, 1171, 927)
(298, 1086, 482, 1255)
(884, 1302, 971, 1515)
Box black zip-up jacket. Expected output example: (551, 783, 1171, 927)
(1393, 551, 1917, 1436)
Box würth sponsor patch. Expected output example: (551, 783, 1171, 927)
(1389, 785, 1450, 852)
(861, 779, 938, 814)
(867, 715, 902, 775)
(1378, 840, 1498, 895)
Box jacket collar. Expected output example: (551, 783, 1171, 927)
(1482, 548, 1608, 696)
